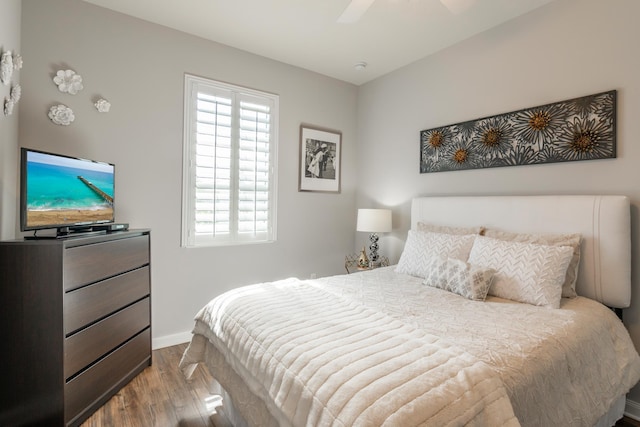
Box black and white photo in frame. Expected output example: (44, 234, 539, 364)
(298, 124, 341, 193)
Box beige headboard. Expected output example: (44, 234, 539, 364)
(411, 195, 631, 308)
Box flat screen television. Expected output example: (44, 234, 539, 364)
(20, 148, 115, 238)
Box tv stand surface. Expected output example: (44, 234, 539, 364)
(24, 230, 108, 240)
(0, 229, 151, 426)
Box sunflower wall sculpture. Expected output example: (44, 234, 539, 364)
(419, 90, 616, 173)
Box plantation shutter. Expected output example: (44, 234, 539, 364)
(183, 75, 278, 247)
(194, 91, 232, 238)
(238, 97, 271, 236)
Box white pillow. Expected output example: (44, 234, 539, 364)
(468, 236, 573, 308)
(395, 230, 476, 278)
(422, 256, 496, 301)
(417, 222, 483, 236)
(483, 228, 581, 298)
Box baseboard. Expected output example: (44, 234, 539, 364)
(152, 331, 192, 350)
(626, 398, 640, 421)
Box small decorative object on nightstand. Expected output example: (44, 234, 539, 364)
(345, 253, 389, 274)
(356, 208, 392, 267)
(357, 246, 369, 269)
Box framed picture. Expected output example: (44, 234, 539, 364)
(298, 124, 342, 193)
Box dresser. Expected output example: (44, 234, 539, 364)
(0, 230, 151, 426)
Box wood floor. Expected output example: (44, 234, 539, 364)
(80, 343, 227, 427)
(82, 343, 640, 427)
(619, 416, 640, 427)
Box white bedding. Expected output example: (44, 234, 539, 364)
(181, 267, 640, 427)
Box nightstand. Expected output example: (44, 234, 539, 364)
(344, 253, 389, 274)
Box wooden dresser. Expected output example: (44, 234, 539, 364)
(0, 230, 151, 426)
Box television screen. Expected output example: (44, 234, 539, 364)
(21, 148, 115, 231)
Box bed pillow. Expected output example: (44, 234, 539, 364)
(483, 228, 581, 298)
(422, 256, 496, 301)
(468, 236, 574, 308)
(417, 222, 484, 236)
(395, 230, 476, 278)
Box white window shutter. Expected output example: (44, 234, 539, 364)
(182, 75, 278, 247)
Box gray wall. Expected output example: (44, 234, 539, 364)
(0, 0, 21, 240)
(10, 0, 640, 411)
(356, 0, 640, 406)
(19, 0, 358, 347)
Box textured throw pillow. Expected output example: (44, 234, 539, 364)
(468, 236, 574, 308)
(483, 228, 581, 298)
(417, 222, 484, 236)
(422, 256, 496, 301)
(395, 230, 476, 278)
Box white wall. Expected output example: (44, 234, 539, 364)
(19, 0, 358, 347)
(356, 0, 640, 406)
(0, 0, 21, 240)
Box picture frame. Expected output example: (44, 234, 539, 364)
(298, 124, 342, 193)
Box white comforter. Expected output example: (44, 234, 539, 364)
(181, 267, 640, 427)
(183, 277, 519, 426)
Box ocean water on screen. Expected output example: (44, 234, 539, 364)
(26, 161, 114, 211)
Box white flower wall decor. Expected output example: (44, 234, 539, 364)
(10, 84, 21, 103)
(3, 84, 21, 117)
(4, 99, 14, 116)
(46, 65, 111, 124)
(53, 69, 84, 95)
(94, 98, 111, 113)
(48, 104, 75, 126)
(1, 50, 14, 86)
(13, 53, 23, 71)
(1, 49, 22, 117)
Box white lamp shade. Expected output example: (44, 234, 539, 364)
(356, 209, 392, 233)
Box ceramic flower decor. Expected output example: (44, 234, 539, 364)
(53, 69, 84, 95)
(48, 104, 75, 125)
(94, 98, 111, 113)
(0, 50, 13, 86)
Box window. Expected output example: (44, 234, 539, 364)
(182, 74, 278, 247)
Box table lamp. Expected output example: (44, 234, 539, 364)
(356, 208, 392, 267)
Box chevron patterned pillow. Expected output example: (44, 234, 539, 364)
(482, 229, 581, 299)
(395, 230, 476, 278)
(468, 236, 573, 308)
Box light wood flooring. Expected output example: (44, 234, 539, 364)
(80, 343, 226, 427)
(82, 343, 640, 427)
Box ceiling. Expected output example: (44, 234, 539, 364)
(82, 0, 557, 86)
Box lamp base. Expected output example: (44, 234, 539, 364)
(368, 233, 380, 266)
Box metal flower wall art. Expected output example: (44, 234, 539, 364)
(419, 90, 616, 173)
(53, 69, 84, 95)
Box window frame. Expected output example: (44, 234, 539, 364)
(181, 74, 279, 248)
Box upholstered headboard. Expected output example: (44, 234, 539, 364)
(411, 195, 631, 308)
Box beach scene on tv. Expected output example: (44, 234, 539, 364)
(25, 151, 114, 228)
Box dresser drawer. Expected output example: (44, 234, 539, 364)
(64, 328, 151, 426)
(64, 298, 150, 379)
(63, 235, 149, 291)
(64, 266, 150, 335)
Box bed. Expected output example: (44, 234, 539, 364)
(180, 195, 640, 426)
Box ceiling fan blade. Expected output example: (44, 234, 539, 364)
(440, 0, 475, 14)
(337, 0, 376, 24)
